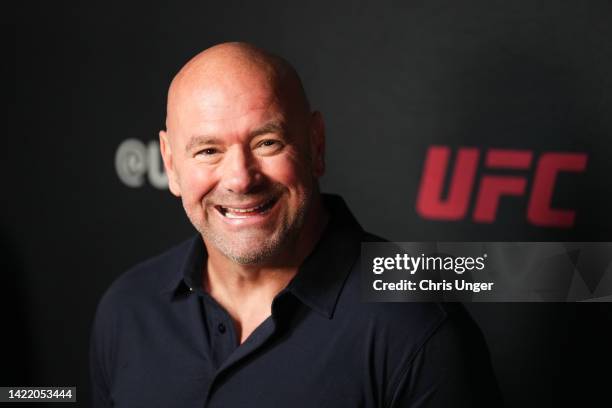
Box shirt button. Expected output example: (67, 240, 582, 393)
(217, 323, 226, 334)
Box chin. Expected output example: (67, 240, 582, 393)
(204, 229, 285, 264)
(222, 244, 281, 265)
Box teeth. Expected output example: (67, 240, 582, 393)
(225, 212, 248, 219)
(220, 200, 271, 218)
(229, 205, 261, 213)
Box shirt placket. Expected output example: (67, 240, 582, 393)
(201, 292, 293, 407)
(201, 294, 239, 370)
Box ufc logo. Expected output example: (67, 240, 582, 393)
(416, 146, 588, 228)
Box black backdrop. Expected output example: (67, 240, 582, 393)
(10, 1, 612, 406)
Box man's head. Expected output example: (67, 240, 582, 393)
(159, 42, 325, 265)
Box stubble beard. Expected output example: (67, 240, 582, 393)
(185, 188, 313, 265)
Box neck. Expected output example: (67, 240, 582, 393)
(202, 194, 329, 342)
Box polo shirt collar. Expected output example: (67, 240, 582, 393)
(286, 194, 363, 318)
(164, 194, 364, 318)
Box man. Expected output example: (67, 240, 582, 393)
(91, 42, 502, 407)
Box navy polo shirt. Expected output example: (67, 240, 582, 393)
(90, 194, 502, 407)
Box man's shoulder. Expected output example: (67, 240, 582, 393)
(337, 229, 468, 354)
(96, 236, 196, 310)
(339, 281, 450, 349)
(337, 258, 484, 375)
(347, 296, 473, 347)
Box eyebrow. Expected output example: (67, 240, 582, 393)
(250, 121, 286, 138)
(185, 135, 222, 153)
(185, 121, 287, 153)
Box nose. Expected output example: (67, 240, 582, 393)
(219, 146, 260, 194)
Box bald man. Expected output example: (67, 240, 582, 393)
(90, 43, 502, 407)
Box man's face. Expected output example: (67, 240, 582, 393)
(160, 77, 324, 264)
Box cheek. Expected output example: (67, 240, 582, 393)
(260, 152, 312, 191)
(178, 164, 216, 203)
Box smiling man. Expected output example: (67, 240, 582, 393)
(90, 42, 502, 407)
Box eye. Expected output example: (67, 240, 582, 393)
(197, 147, 218, 156)
(256, 139, 284, 152)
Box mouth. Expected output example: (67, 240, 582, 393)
(214, 197, 278, 219)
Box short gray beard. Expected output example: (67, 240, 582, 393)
(187, 189, 312, 265)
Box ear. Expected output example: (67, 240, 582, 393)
(310, 111, 326, 177)
(159, 130, 182, 197)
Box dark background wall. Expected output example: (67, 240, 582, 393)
(10, 1, 612, 406)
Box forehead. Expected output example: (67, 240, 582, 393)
(170, 77, 288, 140)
